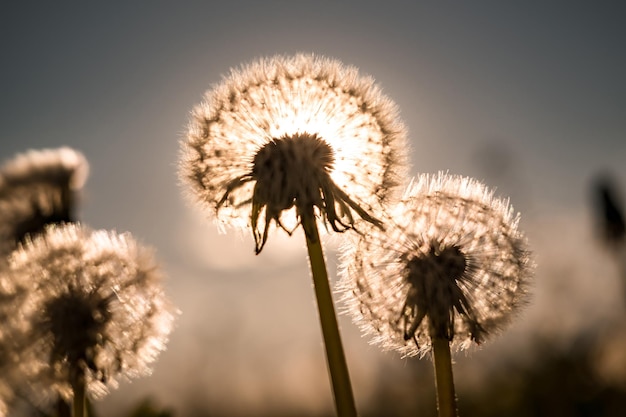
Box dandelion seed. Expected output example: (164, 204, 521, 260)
(0, 147, 88, 257)
(339, 172, 533, 357)
(2, 223, 176, 405)
(179, 53, 408, 253)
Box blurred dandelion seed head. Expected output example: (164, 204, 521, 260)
(2, 223, 176, 403)
(0, 147, 89, 257)
(179, 53, 408, 252)
(0, 147, 89, 191)
(339, 172, 533, 357)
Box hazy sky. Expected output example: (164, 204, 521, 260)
(2, 2, 626, 415)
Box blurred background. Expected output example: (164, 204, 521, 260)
(2, 2, 626, 416)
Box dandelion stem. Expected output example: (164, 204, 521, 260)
(432, 336, 458, 417)
(302, 212, 357, 417)
(55, 398, 72, 417)
(71, 372, 87, 417)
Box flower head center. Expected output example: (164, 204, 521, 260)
(406, 245, 467, 285)
(402, 244, 482, 341)
(44, 289, 111, 370)
(217, 132, 382, 253)
(252, 133, 335, 212)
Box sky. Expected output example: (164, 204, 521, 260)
(2, 2, 626, 416)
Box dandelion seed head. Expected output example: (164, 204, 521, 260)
(0, 147, 89, 257)
(339, 172, 533, 357)
(180, 53, 408, 252)
(251, 133, 334, 211)
(3, 224, 176, 403)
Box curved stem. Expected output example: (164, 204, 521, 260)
(432, 336, 458, 417)
(302, 213, 357, 417)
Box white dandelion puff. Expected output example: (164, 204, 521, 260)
(339, 172, 533, 357)
(179, 53, 408, 253)
(2, 223, 176, 404)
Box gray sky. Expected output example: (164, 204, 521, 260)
(2, 2, 626, 415)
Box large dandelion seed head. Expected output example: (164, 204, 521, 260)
(179, 53, 408, 252)
(2, 223, 176, 403)
(339, 173, 533, 357)
(0, 147, 89, 258)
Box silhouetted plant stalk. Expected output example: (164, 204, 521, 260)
(591, 173, 626, 306)
(339, 173, 533, 417)
(432, 336, 457, 417)
(71, 372, 86, 417)
(302, 212, 356, 416)
(179, 53, 409, 416)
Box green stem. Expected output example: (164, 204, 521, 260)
(302, 213, 357, 417)
(71, 372, 87, 417)
(432, 336, 458, 417)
